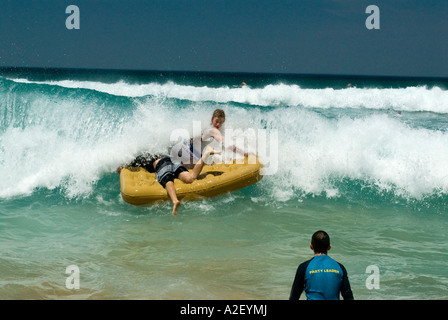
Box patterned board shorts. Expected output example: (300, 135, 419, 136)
(155, 157, 188, 188)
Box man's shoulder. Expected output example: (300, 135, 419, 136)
(298, 258, 314, 271)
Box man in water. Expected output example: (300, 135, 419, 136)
(289, 230, 354, 300)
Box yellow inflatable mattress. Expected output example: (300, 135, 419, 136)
(120, 156, 263, 205)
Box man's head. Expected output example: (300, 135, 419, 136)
(310, 230, 331, 254)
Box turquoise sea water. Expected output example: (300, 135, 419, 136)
(1, 68, 447, 299)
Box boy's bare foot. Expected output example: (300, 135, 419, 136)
(172, 200, 181, 216)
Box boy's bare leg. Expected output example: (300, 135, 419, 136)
(165, 181, 180, 215)
(189, 154, 207, 180)
(179, 146, 221, 183)
(191, 146, 222, 179)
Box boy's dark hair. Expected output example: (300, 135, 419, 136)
(311, 230, 330, 254)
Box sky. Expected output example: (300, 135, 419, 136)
(0, 0, 447, 78)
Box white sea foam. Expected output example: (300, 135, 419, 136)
(267, 110, 448, 201)
(8, 77, 448, 113)
(1, 78, 448, 200)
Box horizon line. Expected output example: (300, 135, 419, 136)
(1, 65, 447, 81)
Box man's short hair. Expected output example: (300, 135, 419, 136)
(311, 230, 330, 254)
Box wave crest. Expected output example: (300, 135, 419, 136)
(6, 77, 448, 113)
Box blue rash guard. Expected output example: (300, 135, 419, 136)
(289, 255, 354, 300)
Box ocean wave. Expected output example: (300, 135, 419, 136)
(6, 77, 448, 114)
(1, 76, 448, 205)
(257, 110, 448, 202)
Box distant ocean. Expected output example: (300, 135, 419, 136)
(1, 68, 447, 300)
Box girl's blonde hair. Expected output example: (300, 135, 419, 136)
(212, 109, 225, 120)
